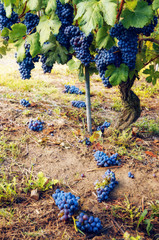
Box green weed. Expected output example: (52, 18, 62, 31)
(134, 117, 159, 135)
(111, 196, 141, 225)
(23, 171, 59, 193)
(111, 97, 122, 111)
(0, 173, 17, 206)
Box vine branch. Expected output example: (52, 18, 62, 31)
(144, 54, 159, 67)
(139, 38, 159, 45)
(116, 0, 125, 22)
(19, 1, 28, 19)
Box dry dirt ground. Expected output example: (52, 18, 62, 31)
(0, 53, 159, 239)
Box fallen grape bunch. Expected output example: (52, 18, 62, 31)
(94, 151, 120, 167)
(28, 119, 44, 131)
(94, 170, 118, 202)
(52, 189, 80, 221)
(76, 212, 102, 233)
(71, 101, 86, 108)
(97, 121, 111, 133)
(64, 85, 83, 95)
(20, 99, 31, 107)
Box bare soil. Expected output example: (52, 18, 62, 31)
(0, 54, 159, 239)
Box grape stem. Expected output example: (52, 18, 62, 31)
(139, 37, 159, 45)
(116, 0, 125, 22)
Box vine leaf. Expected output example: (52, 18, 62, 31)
(37, 15, 61, 45)
(27, 0, 42, 11)
(45, 42, 68, 66)
(99, 0, 117, 26)
(27, 32, 41, 58)
(75, 0, 117, 34)
(67, 58, 81, 71)
(105, 64, 129, 86)
(121, 1, 153, 28)
(75, 0, 103, 35)
(15, 38, 26, 62)
(143, 65, 159, 85)
(96, 26, 114, 49)
(152, 0, 159, 10)
(9, 23, 27, 42)
(45, 0, 57, 14)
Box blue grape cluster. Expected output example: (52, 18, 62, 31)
(128, 172, 134, 178)
(16, 44, 39, 79)
(23, 13, 39, 35)
(76, 212, 102, 233)
(28, 119, 44, 131)
(56, 0, 73, 26)
(64, 26, 93, 66)
(64, 85, 83, 95)
(109, 18, 158, 70)
(94, 169, 118, 202)
(40, 54, 53, 73)
(20, 99, 31, 107)
(94, 151, 120, 167)
(56, 0, 74, 49)
(0, 3, 18, 31)
(97, 121, 111, 133)
(52, 189, 80, 221)
(110, 23, 138, 69)
(94, 46, 121, 87)
(71, 100, 86, 108)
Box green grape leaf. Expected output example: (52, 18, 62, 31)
(121, 1, 153, 28)
(26, 32, 41, 58)
(99, 0, 117, 26)
(15, 38, 26, 62)
(45, 0, 57, 14)
(27, 0, 42, 11)
(9, 23, 27, 42)
(105, 64, 129, 86)
(67, 58, 81, 71)
(125, 0, 138, 11)
(4, 3, 12, 18)
(75, 0, 103, 35)
(45, 41, 68, 66)
(78, 64, 85, 81)
(153, 43, 159, 54)
(1, 27, 9, 37)
(135, 52, 145, 72)
(37, 15, 61, 45)
(96, 26, 115, 49)
(152, 0, 159, 10)
(143, 64, 159, 85)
